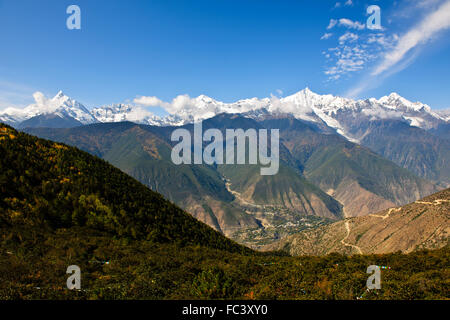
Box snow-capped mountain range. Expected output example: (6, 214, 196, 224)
(0, 88, 447, 142)
(0, 91, 97, 127)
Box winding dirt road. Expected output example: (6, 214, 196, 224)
(341, 206, 401, 254)
(340, 220, 363, 254)
(339, 198, 449, 255)
(415, 199, 449, 206)
(369, 207, 402, 220)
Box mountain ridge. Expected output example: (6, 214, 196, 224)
(1, 89, 447, 136)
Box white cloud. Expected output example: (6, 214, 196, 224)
(415, 0, 443, 8)
(324, 44, 375, 80)
(134, 94, 203, 115)
(339, 18, 365, 30)
(134, 95, 168, 107)
(33, 91, 47, 107)
(134, 94, 219, 119)
(269, 95, 315, 120)
(321, 33, 333, 40)
(372, 0, 450, 76)
(344, 0, 353, 6)
(169, 94, 198, 114)
(339, 32, 359, 44)
(367, 33, 398, 48)
(327, 19, 338, 30)
(361, 108, 403, 120)
(346, 0, 450, 98)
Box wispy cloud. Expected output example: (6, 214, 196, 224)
(324, 45, 375, 80)
(339, 32, 359, 44)
(344, 0, 353, 6)
(367, 33, 398, 48)
(327, 18, 365, 30)
(134, 94, 202, 115)
(134, 95, 168, 108)
(338, 18, 365, 30)
(327, 19, 338, 30)
(321, 33, 333, 40)
(372, 0, 450, 75)
(347, 0, 450, 97)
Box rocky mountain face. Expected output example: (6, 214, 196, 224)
(259, 117, 438, 217)
(358, 120, 450, 187)
(264, 188, 450, 255)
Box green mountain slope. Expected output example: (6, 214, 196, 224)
(218, 163, 342, 219)
(0, 123, 247, 252)
(202, 115, 342, 220)
(24, 123, 260, 236)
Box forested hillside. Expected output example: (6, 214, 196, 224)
(0, 123, 246, 252)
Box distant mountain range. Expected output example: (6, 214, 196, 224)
(2, 88, 449, 247)
(2, 88, 449, 185)
(25, 114, 439, 248)
(1, 88, 448, 136)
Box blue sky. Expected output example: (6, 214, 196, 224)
(0, 0, 450, 113)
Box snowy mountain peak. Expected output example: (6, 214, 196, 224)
(196, 94, 215, 102)
(91, 103, 165, 126)
(0, 91, 97, 126)
(301, 87, 319, 96)
(290, 87, 320, 100)
(388, 92, 402, 99)
(378, 92, 432, 113)
(54, 90, 66, 99)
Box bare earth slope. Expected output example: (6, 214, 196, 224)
(264, 188, 450, 255)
